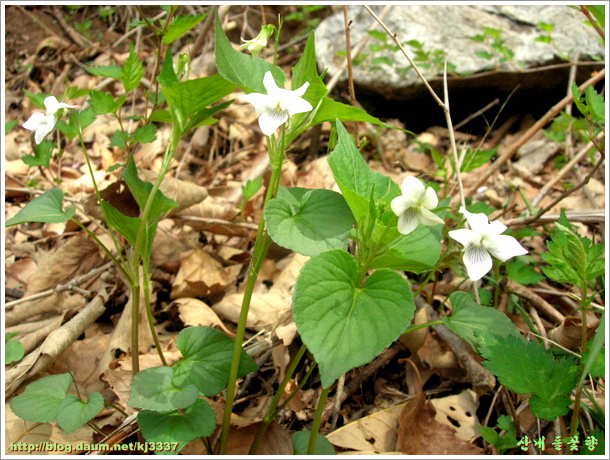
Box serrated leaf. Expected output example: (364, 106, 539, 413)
(506, 260, 544, 285)
(443, 291, 524, 353)
(215, 11, 285, 94)
(172, 326, 258, 396)
(128, 366, 199, 411)
(23, 89, 48, 108)
(293, 249, 415, 388)
(327, 120, 400, 223)
(137, 399, 216, 455)
(6, 189, 76, 227)
(158, 47, 179, 89)
(88, 90, 117, 115)
(481, 335, 580, 421)
(292, 431, 336, 455)
(86, 64, 123, 80)
(459, 147, 497, 172)
(22, 140, 55, 168)
(265, 187, 355, 257)
(475, 51, 494, 60)
(56, 393, 104, 433)
(10, 374, 72, 423)
(122, 44, 144, 92)
(163, 13, 208, 45)
(585, 86, 605, 122)
(109, 130, 130, 149)
(242, 176, 262, 201)
(133, 124, 157, 143)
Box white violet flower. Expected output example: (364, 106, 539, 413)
(23, 96, 77, 144)
(449, 206, 528, 281)
(240, 24, 275, 59)
(390, 176, 445, 235)
(240, 71, 312, 136)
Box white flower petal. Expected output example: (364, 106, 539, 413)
(418, 208, 445, 227)
(258, 110, 289, 135)
(390, 195, 411, 216)
(487, 219, 507, 235)
(292, 81, 310, 97)
(56, 102, 77, 110)
(285, 95, 313, 116)
(449, 228, 481, 248)
(485, 234, 528, 262)
(421, 185, 439, 209)
(35, 118, 56, 144)
(22, 113, 47, 130)
(401, 176, 425, 200)
(397, 208, 419, 235)
(239, 93, 276, 114)
(460, 207, 492, 233)
(44, 96, 60, 114)
(263, 71, 281, 96)
(463, 245, 493, 281)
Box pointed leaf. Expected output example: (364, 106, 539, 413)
(6, 189, 76, 227)
(311, 97, 394, 128)
(163, 13, 208, 45)
(158, 47, 179, 89)
(10, 374, 72, 423)
(22, 140, 55, 168)
(86, 64, 123, 80)
(138, 399, 216, 455)
(56, 393, 104, 433)
(173, 326, 259, 396)
(128, 366, 199, 411)
(214, 11, 285, 93)
(265, 187, 355, 256)
(122, 44, 144, 92)
(293, 249, 415, 388)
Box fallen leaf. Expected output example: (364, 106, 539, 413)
(171, 249, 232, 299)
(168, 297, 233, 336)
(212, 292, 290, 332)
(223, 422, 293, 455)
(430, 390, 481, 441)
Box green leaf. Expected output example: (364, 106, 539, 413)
(5, 119, 18, 135)
(292, 431, 336, 455)
(481, 335, 580, 421)
(293, 249, 415, 388)
(163, 13, 208, 45)
(22, 140, 55, 168)
(86, 64, 123, 80)
(443, 292, 524, 354)
(56, 393, 104, 434)
(172, 326, 258, 397)
(158, 47, 180, 89)
(242, 176, 262, 201)
(585, 86, 605, 122)
(371, 56, 394, 66)
(88, 90, 117, 114)
(128, 366, 199, 412)
(475, 51, 494, 60)
(150, 109, 173, 124)
(5, 189, 76, 227)
(137, 399, 216, 455)
(290, 31, 327, 128)
(163, 74, 235, 125)
(215, 11, 285, 94)
(310, 97, 393, 129)
(122, 44, 144, 92)
(506, 260, 544, 285)
(265, 187, 355, 257)
(100, 200, 140, 245)
(10, 374, 72, 423)
(366, 30, 387, 42)
(579, 311, 605, 385)
(182, 99, 234, 134)
(328, 120, 400, 222)
(110, 130, 130, 149)
(370, 224, 442, 273)
(538, 21, 555, 32)
(133, 124, 158, 143)
(5, 334, 25, 364)
(23, 89, 48, 108)
(122, 156, 178, 223)
(459, 147, 497, 172)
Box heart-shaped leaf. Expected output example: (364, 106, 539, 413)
(265, 187, 355, 257)
(10, 374, 72, 423)
(293, 249, 415, 388)
(137, 399, 216, 455)
(128, 366, 199, 412)
(173, 326, 259, 396)
(56, 393, 104, 433)
(5, 189, 76, 227)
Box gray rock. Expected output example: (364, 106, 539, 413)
(315, 5, 604, 100)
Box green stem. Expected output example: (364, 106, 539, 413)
(143, 263, 167, 366)
(249, 344, 308, 454)
(219, 129, 286, 454)
(307, 387, 331, 455)
(403, 320, 443, 335)
(275, 362, 316, 414)
(131, 280, 140, 374)
(569, 282, 589, 438)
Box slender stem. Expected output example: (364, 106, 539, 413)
(249, 344, 308, 454)
(569, 281, 590, 438)
(403, 320, 443, 335)
(131, 280, 140, 374)
(219, 130, 286, 454)
(275, 362, 316, 415)
(143, 263, 167, 366)
(307, 387, 331, 455)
